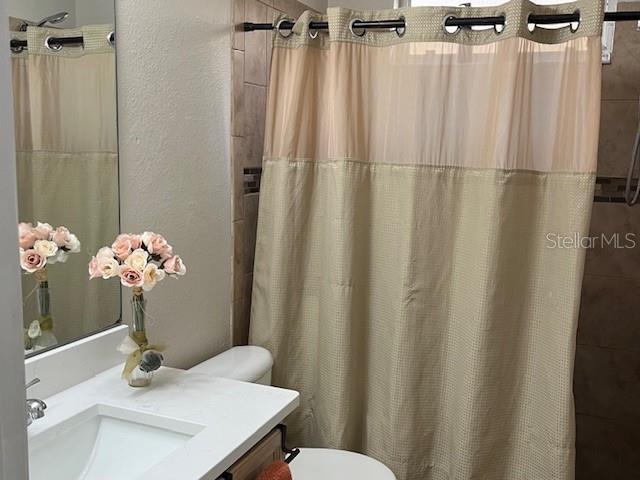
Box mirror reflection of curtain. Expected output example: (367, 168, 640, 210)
(11, 25, 120, 344)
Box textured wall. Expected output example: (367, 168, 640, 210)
(116, 0, 232, 369)
(574, 3, 640, 478)
(0, 0, 28, 476)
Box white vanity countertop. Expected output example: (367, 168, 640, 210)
(28, 366, 299, 480)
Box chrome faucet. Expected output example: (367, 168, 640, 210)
(25, 378, 47, 426)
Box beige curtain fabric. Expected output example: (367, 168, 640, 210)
(251, 1, 603, 479)
(11, 25, 119, 343)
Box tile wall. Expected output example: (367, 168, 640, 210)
(230, 0, 316, 345)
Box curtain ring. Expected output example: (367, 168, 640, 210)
(442, 15, 460, 35)
(44, 36, 63, 51)
(107, 31, 115, 47)
(570, 9, 581, 32)
(276, 18, 294, 38)
(395, 16, 406, 37)
(308, 26, 319, 39)
(349, 18, 367, 37)
(494, 13, 506, 34)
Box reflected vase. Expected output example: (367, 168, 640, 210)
(128, 288, 153, 387)
(29, 269, 58, 351)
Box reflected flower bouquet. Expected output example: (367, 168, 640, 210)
(19, 221, 81, 273)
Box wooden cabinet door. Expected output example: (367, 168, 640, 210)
(222, 428, 284, 480)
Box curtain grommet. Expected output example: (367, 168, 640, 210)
(276, 18, 294, 38)
(107, 31, 115, 47)
(570, 9, 581, 32)
(395, 16, 406, 37)
(443, 15, 461, 35)
(526, 13, 536, 33)
(44, 36, 63, 51)
(349, 18, 367, 37)
(494, 13, 506, 34)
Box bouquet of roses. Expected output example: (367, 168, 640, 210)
(19, 221, 81, 273)
(89, 232, 186, 290)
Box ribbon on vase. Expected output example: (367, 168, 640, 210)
(118, 334, 166, 380)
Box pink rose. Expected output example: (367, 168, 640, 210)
(88, 256, 101, 279)
(33, 222, 53, 240)
(18, 222, 37, 249)
(119, 266, 144, 288)
(129, 234, 143, 249)
(52, 226, 71, 247)
(142, 232, 173, 258)
(112, 234, 135, 261)
(163, 255, 187, 276)
(20, 248, 47, 273)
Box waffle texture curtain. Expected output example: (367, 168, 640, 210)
(250, 1, 602, 478)
(11, 25, 119, 342)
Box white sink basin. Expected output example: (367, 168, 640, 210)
(29, 404, 204, 480)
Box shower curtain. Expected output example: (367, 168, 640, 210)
(11, 25, 120, 342)
(250, 1, 602, 478)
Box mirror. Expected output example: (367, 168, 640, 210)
(8, 0, 120, 356)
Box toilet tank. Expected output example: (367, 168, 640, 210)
(189, 346, 273, 385)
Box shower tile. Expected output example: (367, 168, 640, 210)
(245, 0, 268, 86)
(233, 298, 247, 345)
(244, 194, 260, 274)
(266, 7, 277, 84)
(274, 0, 309, 17)
(597, 100, 639, 177)
(585, 202, 640, 278)
(574, 345, 640, 421)
(232, 50, 245, 137)
(232, 137, 247, 220)
(233, 0, 246, 51)
(578, 274, 640, 351)
(238, 273, 254, 345)
(233, 220, 245, 302)
(244, 83, 267, 166)
(601, 2, 640, 101)
(575, 414, 640, 480)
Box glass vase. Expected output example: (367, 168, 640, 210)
(128, 288, 153, 387)
(32, 269, 57, 350)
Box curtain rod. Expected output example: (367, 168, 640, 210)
(244, 11, 640, 32)
(9, 32, 114, 52)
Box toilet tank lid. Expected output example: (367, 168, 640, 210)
(189, 346, 273, 383)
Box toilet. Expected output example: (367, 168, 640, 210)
(190, 346, 397, 480)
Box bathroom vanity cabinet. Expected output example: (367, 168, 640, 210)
(220, 427, 284, 480)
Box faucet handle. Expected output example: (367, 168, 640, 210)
(25, 378, 40, 390)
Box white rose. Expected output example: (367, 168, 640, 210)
(48, 250, 68, 265)
(142, 263, 166, 291)
(97, 256, 120, 279)
(67, 234, 81, 253)
(124, 248, 149, 271)
(56, 250, 69, 263)
(27, 320, 41, 339)
(34, 240, 58, 258)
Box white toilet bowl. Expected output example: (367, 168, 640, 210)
(189, 346, 397, 480)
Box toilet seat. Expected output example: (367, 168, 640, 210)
(289, 448, 396, 480)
